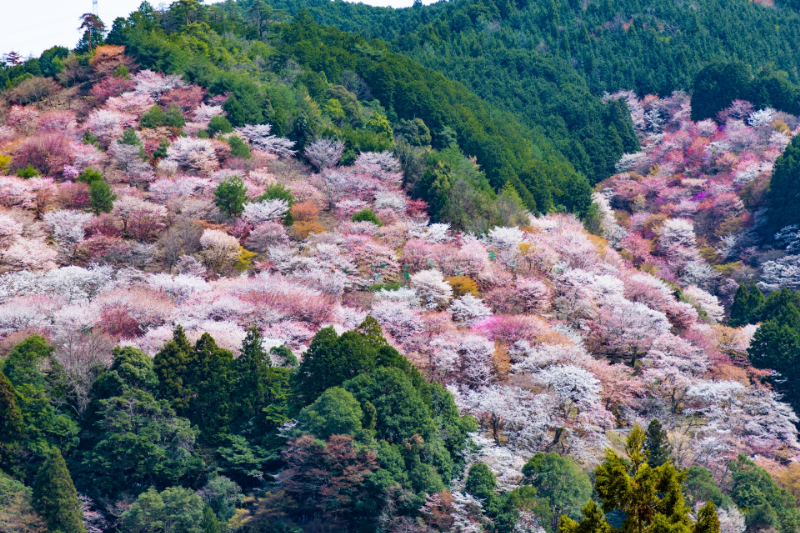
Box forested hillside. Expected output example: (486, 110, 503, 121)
(2, 0, 800, 532)
(265, 0, 800, 181)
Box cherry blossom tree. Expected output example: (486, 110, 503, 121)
(44, 209, 93, 259)
(449, 294, 492, 325)
(236, 125, 296, 157)
(166, 138, 219, 174)
(304, 139, 345, 171)
(200, 229, 240, 273)
(242, 199, 289, 225)
(410, 269, 453, 310)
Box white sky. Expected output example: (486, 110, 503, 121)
(0, 0, 427, 60)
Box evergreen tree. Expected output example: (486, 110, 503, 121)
(214, 176, 248, 218)
(235, 327, 271, 429)
(187, 333, 237, 443)
(465, 461, 497, 502)
(3, 335, 55, 390)
(153, 326, 194, 411)
(0, 371, 22, 442)
(767, 135, 800, 229)
(729, 284, 765, 327)
(32, 449, 86, 533)
(294, 326, 377, 403)
(522, 452, 593, 532)
(89, 180, 117, 214)
(644, 419, 672, 468)
(202, 505, 221, 533)
(165, 104, 186, 129)
(560, 423, 717, 533)
(729, 284, 751, 327)
(140, 104, 167, 129)
(694, 502, 720, 533)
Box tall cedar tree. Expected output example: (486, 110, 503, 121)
(154, 326, 194, 411)
(729, 284, 765, 327)
(187, 333, 236, 443)
(235, 327, 271, 428)
(32, 449, 86, 533)
(644, 419, 672, 468)
(0, 372, 22, 441)
(89, 180, 117, 214)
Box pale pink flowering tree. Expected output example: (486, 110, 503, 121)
(200, 229, 240, 273)
(236, 125, 296, 157)
(449, 294, 492, 325)
(133, 69, 187, 97)
(104, 91, 155, 116)
(242, 199, 289, 225)
(166, 138, 219, 174)
(83, 109, 137, 147)
(44, 209, 93, 260)
(304, 138, 344, 170)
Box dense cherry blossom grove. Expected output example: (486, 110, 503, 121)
(0, 50, 797, 495)
(602, 91, 799, 301)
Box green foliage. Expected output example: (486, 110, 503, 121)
(682, 467, 734, 510)
(120, 486, 205, 533)
(16, 165, 38, 179)
(559, 423, 714, 533)
(140, 104, 167, 129)
(233, 328, 292, 441)
(39, 46, 69, 78)
(89, 179, 117, 214)
(644, 419, 672, 468)
(692, 62, 800, 121)
(153, 326, 194, 412)
(153, 139, 170, 160)
(81, 388, 200, 498)
(208, 115, 234, 137)
(270, 345, 298, 367)
(294, 326, 378, 402)
(259, 183, 295, 207)
(748, 288, 800, 414)
(78, 167, 103, 184)
(120, 127, 143, 146)
(296, 387, 364, 440)
(691, 62, 753, 121)
(521, 452, 593, 533)
(199, 476, 243, 524)
(1, 336, 78, 460)
(343, 367, 435, 443)
(394, 118, 431, 147)
(729, 455, 800, 533)
(165, 104, 186, 129)
(351, 208, 382, 226)
(729, 284, 765, 327)
(0, 472, 47, 532)
(0, 372, 22, 443)
(202, 505, 220, 533)
(110, 5, 592, 217)
(32, 449, 86, 533)
(767, 135, 800, 230)
(214, 176, 248, 218)
(465, 462, 497, 501)
(225, 135, 252, 159)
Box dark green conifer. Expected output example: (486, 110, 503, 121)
(32, 449, 86, 533)
(644, 419, 672, 467)
(0, 372, 22, 442)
